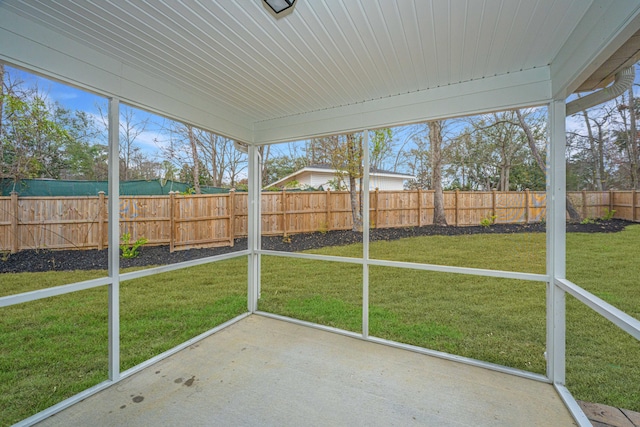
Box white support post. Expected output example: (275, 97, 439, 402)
(247, 144, 260, 313)
(257, 149, 262, 300)
(362, 130, 370, 338)
(546, 100, 567, 385)
(107, 97, 120, 381)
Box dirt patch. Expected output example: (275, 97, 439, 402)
(0, 220, 631, 274)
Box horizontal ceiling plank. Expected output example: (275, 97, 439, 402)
(0, 9, 253, 142)
(253, 67, 551, 144)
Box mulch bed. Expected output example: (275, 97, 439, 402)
(0, 219, 631, 274)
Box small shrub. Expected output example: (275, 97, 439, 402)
(120, 232, 148, 258)
(480, 215, 497, 228)
(317, 220, 329, 235)
(282, 233, 292, 244)
(580, 217, 595, 225)
(284, 180, 300, 189)
(601, 208, 616, 221)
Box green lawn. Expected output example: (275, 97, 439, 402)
(1, 227, 639, 425)
(0, 259, 248, 426)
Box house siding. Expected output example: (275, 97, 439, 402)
(270, 168, 411, 191)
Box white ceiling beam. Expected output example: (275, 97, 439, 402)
(0, 8, 254, 143)
(551, 0, 640, 99)
(253, 67, 551, 145)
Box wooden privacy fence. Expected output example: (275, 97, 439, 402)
(0, 189, 638, 253)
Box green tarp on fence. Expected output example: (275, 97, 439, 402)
(0, 179, 230, 196)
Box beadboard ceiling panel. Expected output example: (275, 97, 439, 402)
(1, 0, 639, 143)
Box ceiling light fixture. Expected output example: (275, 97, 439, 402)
(263, 0, 296, 14)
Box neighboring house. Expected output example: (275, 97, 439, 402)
(266, 165, 414, 191)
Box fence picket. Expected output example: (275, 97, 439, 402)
(1, 190, 636, 253)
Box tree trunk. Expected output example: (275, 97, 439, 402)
(346, 134, 362, 231)
(515, 109, 581, 221)
(581, 107, 603, 190)
(597, 123, 606, 190)
(187, 125, 201, 194)
(259, 145, 270, 187)
(349, 174, 362, 231)
(429, 121, 447, 226)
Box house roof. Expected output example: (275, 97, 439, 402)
(267, 165, 414, 188)
(1, 2, 639, 144)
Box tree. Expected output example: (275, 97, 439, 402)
(54, 106, 106, 180)
(578, 101, 612, 190)
(369, 128, 394, 171)
(196, 132, 247, 187)
(404, 134, 431, 190)
(612, 88, 640, 189)
(186, 125, 201, 193)
(306, 135, 341, 166)
(119, 106, 150, 181)
(445, 128, 496, 190)
(429, 121, 448, 226)
(309, 133, 364, 231)
(262, 154, 307, 187)
(162, 120, 249, 189)
(515, 109, 581, 221)
(1, 92, 71, 181)
(461, 111, 530, 191)
(98, 104, 151, 181)
(1, 67, 107, 182)
(332, 133, 364, 231)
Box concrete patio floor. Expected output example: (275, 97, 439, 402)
(36, 314, 577, 426)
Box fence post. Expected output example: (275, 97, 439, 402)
(169, 191, 176, 252)
(228, 189, 235, 247)
(524, 189, 530, 224)
(609, 189, 614, 215)
(633, 189, 637, 222)
(281, 189, 287, 236)
(98, 191, 106, 250)
(374, 188, 379, 228)
(417, 189, 422, 227)
(455, 189, 460, 227)
(11, 191, 19, 253)
(581, 190, 587, 219)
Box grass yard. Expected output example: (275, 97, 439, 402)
(260, 226, 640, 411)
(0, 258, 248, 426)
(1, 226, 639, 424)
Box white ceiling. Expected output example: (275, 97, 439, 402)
(1, 1, 640, 144)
